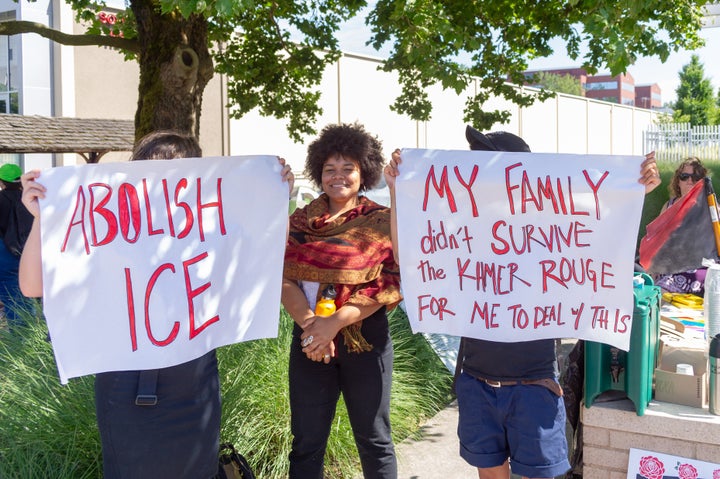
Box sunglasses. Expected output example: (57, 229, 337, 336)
(678, 172, 703, 182)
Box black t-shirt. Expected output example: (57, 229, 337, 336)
(0, 188, 34, 255)
(461, 337, 558, 381)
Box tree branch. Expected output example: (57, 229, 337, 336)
(0, 20, 139, 53)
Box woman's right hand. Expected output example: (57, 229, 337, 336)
(384, 148, 402, 192)
(21, 170, 45, 219)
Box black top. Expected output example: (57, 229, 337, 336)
(461, 337, 558, 381)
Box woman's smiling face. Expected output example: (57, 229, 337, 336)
(321, 154, 362, 205)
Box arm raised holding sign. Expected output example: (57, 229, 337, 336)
(18, 170, 44, 297)
(383, 126, 661, 479)
(18, 131, 293, 479)
(281, 122, 402, 479)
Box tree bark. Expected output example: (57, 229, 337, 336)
(131, 0, 214, 141)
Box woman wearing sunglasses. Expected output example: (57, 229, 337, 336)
(655, 156, 709, 295)
(661, 156, 707, 213)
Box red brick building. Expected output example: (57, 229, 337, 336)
(635, 84, 662, 109)
(521, 67, 661, 110)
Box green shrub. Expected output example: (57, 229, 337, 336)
(217, 307, 453, 479)
(0, 308, 452, 479)
(0, 316, 101, 479)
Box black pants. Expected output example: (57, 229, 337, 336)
(94, 351, 221, 479)
(288, 327, 396, 479)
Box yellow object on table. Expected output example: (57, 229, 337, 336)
(662, 292, 704, 309)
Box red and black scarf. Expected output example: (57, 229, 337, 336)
(284, 194, 401, 352)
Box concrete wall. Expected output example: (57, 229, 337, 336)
(582, 399, 720, 479)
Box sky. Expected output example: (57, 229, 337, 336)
(335, 12, 720, 106)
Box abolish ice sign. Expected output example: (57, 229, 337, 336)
(38, 156, 288, 383)
(395, 149, 646, 350)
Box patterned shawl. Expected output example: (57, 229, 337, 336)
(284, 194, 402, 352)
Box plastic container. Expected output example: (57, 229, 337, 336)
(584, 273, 661, 416)
(704, 265, 720, 345)
(315, 285, 337, 317)
(710, 334, 720, 415)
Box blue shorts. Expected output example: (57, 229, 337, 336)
(456, 372, 570, 478)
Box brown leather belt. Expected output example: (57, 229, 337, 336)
(473, 375, 563, 397)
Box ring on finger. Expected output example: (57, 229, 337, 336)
(301, 335, 314, 347)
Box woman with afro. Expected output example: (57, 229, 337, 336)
(282, 122, 402, 478)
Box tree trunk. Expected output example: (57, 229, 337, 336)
(130, 0, 214, 141)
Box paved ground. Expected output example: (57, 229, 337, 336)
(394, 400, 477, 479)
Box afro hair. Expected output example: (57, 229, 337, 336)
(305, 122, 385, 191)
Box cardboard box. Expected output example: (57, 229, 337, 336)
(654, 338, 708, 408)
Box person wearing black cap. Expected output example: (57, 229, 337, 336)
(384, 127, 660, 479)
(0, 163, 35, 330)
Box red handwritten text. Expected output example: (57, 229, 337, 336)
(62, 177, 226, 254)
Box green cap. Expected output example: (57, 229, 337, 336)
(0, 163, 22, 183)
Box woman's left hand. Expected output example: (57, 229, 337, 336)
(300, 316, 340, 361)
(640, 151, 661, 195)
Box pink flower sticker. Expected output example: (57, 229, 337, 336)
(678, 464, 698, 479)
(713, 469, 720, 479)
(639, 456, 665, 479)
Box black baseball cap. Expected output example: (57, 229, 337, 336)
(465, 125, 531, 153)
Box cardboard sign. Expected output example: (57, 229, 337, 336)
(39, 156, 288, 383)
(395, 149, 646, 350)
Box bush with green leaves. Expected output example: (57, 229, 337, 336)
(1, 307, 452, 479)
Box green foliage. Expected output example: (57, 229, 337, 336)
(3, 0, 709, 139)
(673, 54, 718, 126)
(218, 308, 453, 479)
(0, 307, 452, 479)
(530, 72, 583, 96)
(0, 316, 101, 479)
(369, 0, 708, 130)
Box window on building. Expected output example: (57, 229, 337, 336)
(0, 11, 19, 114)
(621, 82, 635, 93)
(586, 81, 618, 91)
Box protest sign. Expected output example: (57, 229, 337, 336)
(395, 149, 645, 350)
(39, 155, 288, 383)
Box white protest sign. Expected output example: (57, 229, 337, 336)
(39, 156, 288, 383)
(395, 149, 646, 350)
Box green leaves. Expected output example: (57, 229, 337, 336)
(673, 54, 718, 126)
(55, 0, 711, 139)
(368, 0, 709, 130)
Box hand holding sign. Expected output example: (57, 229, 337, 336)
(26, 154, 289, 383)
(393, 148, 646, 350)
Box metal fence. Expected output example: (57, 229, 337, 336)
(644, 123, 720, 163)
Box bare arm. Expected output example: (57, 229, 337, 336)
(19, 170, 45, 297)
(384, 148, 402, 263)
(281, 278, 315, 329)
